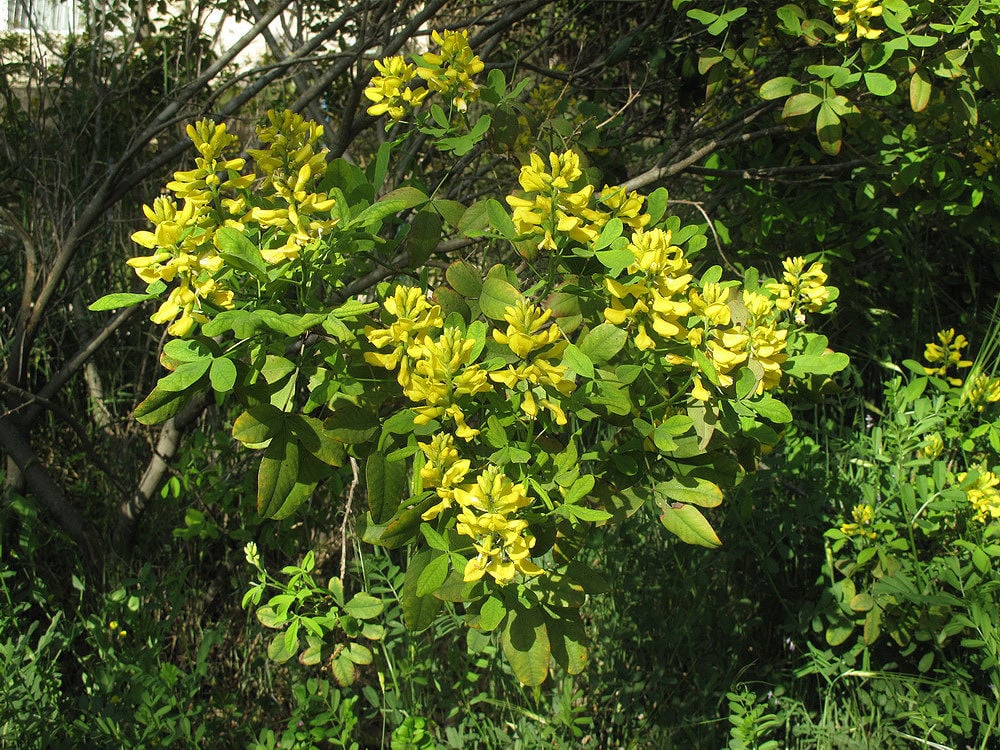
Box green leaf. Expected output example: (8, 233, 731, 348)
(909, 68, 932, 112)
(209, 357, 238, 393)
(88, 291, 157, 311)
(595, 242, 636, 276)
(501, 606, 550, 686)
(257, 439, 315, 520)
(548, 616, 588, 675)
(478, 276, 522, 320)
(401, 550, 444, 630)
(354, 186, 428, 226)
(157, 358, 211, 392)
(366, 452, 408, 524)
(368, 494, 438, 548)
(659, 503, 721, 548)
(759, 76, 798, 100)
(267, 631, 295, 663)
(446, 260, 483, 298)
(655, 477, 723, 508)
(748, 396, 793, 423)
(561, 343, 594, 379)
(594, 218, 623, 251)
(486, 198, 517, 239)
(563, 474, 596, 505)
(344, 592, 384, 620)
(233, 405, 283, 446)
(478, 596, 507, 632)
(329, 653, 356, 687)
(864, 72, 897, 96)
(134, 385, 192, 425)
(783, 351, 850, 377)
(215, 226, 266, 277)
(579, 323, 627, 362)
(202, 310, 260, 338)
(782, 92, 822, 118)
(416, 553, 449, 597)
(645, 187, 669, 225)
(815, 102, 842, 156)
(457, 200, 490, 237)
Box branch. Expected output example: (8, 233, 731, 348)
(623, 125, 789, 193)
(0, 415, 103, 573)
(113, 391, 211, 548)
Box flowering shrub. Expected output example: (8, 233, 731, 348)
(94, 31, 848, 685)
(823, 327, 1000, 675)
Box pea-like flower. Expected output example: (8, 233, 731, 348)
(490, 301, 575, 424)
(406, 327, 492, 440)
(604, 228, 693, 349)
(416, 30, 485, 112)
(419, 433, 472, 520)
(364, 55, 429, 120)
(840, 503, 877, 539)
(833, 0, 884, 42)
(767, 257, 830, 317)
(365, 286, 444, 388)
(923, 328, 973, 386)
(452, 465, 543, 584)
(960, 469, 1000, 523)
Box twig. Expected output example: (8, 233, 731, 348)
(667, 198, 738, 275)
(340, 457, 361, 581)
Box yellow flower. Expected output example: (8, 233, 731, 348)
(965, 374, 1000, 411)
(419, 433, 472, 520)
(364, 55, 429, 119)
(452, 466, 543, 585)
(603, 229, 694, 349)
(416, 30, 485, 112)
(245, 110, 338, 263)
(919, 432, 944, 459)
(767, 257, 830, 315)
(505, 151, 606, 252)
(165, 120, 248, 204)
(833, 0, 884, 42)
(923, 328, 973, 386)
(960, 469, 1000, 523)
(405, 327, 492, 439)
(690, 283, 732, 326)
(598, 185, 651, 231)
(365, 286, 444, 387)
(493, 300, 562, 358)
(840, 503, 877, 539)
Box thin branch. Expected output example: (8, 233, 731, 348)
(0, 415, 103, 573)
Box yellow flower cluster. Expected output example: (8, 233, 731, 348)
(965, 374, 1000, 411)
(246, 110, 338, 263)
(490, 300, 576, 424)
(601, 242, 808, 401)
(506, 150, 649, 253)
(365, 286, 490, 439)
(419, 433, 472, 520)
(415, 29, 485, 112)
(923, 328, 973, 386)
(840, 503, 877, 539)
(833, 0, 884, 42)
(453, 465, 543, 584)
(364, 56, 429, 120)
(767, 257, 831, 321)
(972, 135, 999, 177)
(128, 112, 344, 336)
(364, 30, 484, 120)
(960, 469, 1000, 523)
(605, 228, 694, 351)
(127, 120, 247, 336)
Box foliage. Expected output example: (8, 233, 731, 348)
(98, 28, 850, 687)
(3, 0, 1000, 745)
